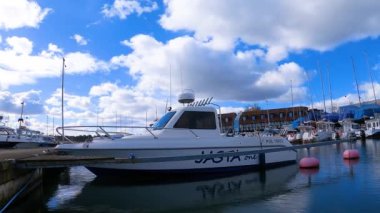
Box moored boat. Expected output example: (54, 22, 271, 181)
(56, 93, 297, 177)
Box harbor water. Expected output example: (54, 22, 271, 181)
(6, 139, 380, 212)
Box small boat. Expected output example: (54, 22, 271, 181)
(314, 120, 336, 141)
(364, 114, 380, 138)
(0, 125, 56, 148)
(56, 92, 297, 177)
(339, 119, 360, 140)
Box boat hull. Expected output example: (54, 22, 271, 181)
(59, 145, 297, 176)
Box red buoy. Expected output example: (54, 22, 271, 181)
(343, 149, 360, 159)
(299, 157, 320, 169)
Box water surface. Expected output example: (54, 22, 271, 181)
(9, 139, 380, 212)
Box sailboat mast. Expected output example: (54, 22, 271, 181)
(306, 72, 317, 121)
(61, 57, 65, 143)
(19, 102, 24, 128)
(317, 61, 327, 113)
(291, 80, 295, 118)
(351, 57, 362, 106)
(326, 63, 334, 112)
(266, 99, 271, 127)
(364, 52, 377, 104)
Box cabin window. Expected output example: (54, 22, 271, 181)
(152, 111, 176, 129)
(174, 111, 216, 129)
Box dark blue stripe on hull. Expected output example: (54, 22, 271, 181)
(0, 142, 17, 148)
(366, 132, 380, 139)
(86, 160, 296, 182)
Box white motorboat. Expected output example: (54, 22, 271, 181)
(364, 114, 380, 138)
(314, 121, 336, 141)
(339, 119, 360, 140)
(0, 125, 56, 148)
(56, 95, 297, 177)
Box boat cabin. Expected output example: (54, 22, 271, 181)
(152, 106, 219, 131)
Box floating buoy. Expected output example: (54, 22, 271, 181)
(343, 159, 359, 167)
(299, 168, 320, 176)
(299, 157, 320, 169)
(343, 149, 360, 159)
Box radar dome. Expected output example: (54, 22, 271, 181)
(178, 89, 195, 104)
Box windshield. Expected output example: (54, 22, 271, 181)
(152, 111, 176, 129)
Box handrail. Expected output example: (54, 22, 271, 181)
(56, 125, 211, 141)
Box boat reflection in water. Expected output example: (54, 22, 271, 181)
(50, 165, 298, 212)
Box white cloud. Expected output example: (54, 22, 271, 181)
(0, 0, 51, 30)
(46, 89, 91, 111)
(102, 0, 158, 19)
(160, 0, 380, 54)
(71, 34, 88, 46)
(0, 36, 110, 89)
(89, 82, 120, 96)
(0, 90, 44, 115)
(6, 36, 33, 55)
(111, 34, 308, 103)
(65, 52, 109, 74)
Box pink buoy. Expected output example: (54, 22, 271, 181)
(343, 149, 360, 159)
(299, 157, 320, 169)
(299, 168, 320, 176)
(343, 159, 359, 167)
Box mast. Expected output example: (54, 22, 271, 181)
(351, 57, 362, 106)
(291, 80, 295, 119)
(317, 61, 327, 113)
(266, 99, 271, 127)
(326, 63, 334, 112)
(306, 72, 317, 121)
(18, 102, 24, 128)
(169, 64, 172, 109)
(61, 57, 65, 143)
(364, 52, 377, 104)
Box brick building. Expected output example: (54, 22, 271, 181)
(220, 106, 309, 132)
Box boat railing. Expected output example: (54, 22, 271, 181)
(56, 125, 207, 143)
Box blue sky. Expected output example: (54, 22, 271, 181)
(1, 0, 380, 133)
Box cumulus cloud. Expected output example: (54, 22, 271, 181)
(0, 36, 110, 89)
(89, 82, 120, 96)
(6, 36, 33, 55)
(0, 90, 44, 115)
(160, 0, 380, 54)
(102, 0, 158, 19)
(46, 89, 91, 111)
(0, 0, 51, 30)
(71, 34, 88, 46)
(112, 34, 308, 103)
